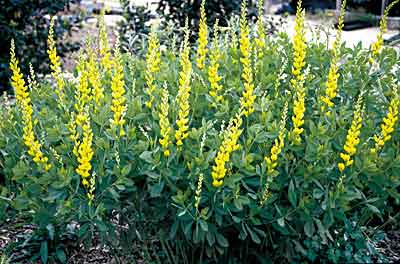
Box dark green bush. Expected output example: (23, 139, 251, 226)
(0, 0, 81, 93)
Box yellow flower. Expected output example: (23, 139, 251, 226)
(145, 26, 161, 108)
(99, 9, 113, 72)
(212, 112, 243, 187)
(264, 102, 288, 175)
(159, 85, 172, 156)
(87, 43, 103, 111)
(371, 85, 399, 153)
(196, 0, 208, 70)
(255, 0, 266, 59)
(239, 0, 256, 117)
(74, 112, 95, 202)
(10, 40, 51, 171)
(110, 38, 127, 137)
(175, 19, 192, 147)
(289, 0, 307, 145)
(338, 94, 364, 172)
(47, 17, 64, 102)
(74, 53, 92, 126)
(208, 19, 224, 105)
(370, 0, 399, 59)
(320, 0, 346, 113)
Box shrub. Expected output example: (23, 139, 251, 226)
(0, 0, 82, 93)
(1, 0, 399, 262)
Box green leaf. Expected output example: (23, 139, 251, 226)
(56, 248, 67, 263)
(199, 219, 208, 232)
(215, 233, 229, 248)
(40, 241, 48, 264)
(304, 220, 315, 238)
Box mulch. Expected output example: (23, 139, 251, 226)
(1, 217, 400, 263)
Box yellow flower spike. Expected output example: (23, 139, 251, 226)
(158, 84, 172, 157)
(196, 0, 208, 70)
(370, 0, 399, 60)
(74, 111, 95, 202)
(290, 0, 306, 87)
(255, 0, 266, 59)
(110, 37, 127, 138)
(175, 19, 192, 148)
(99, 9, 113, 72)
(289, 1, 307, 144)
(10, 40, 51, 171)
(194, 173, 204, 211)
(239, 0, 256, 117)
(47, 17, 64, 102)
(264, 101, 288, 176)
(87, 42, 103, 111)
(371, 85, 399, 153)
(320, 0, 346, 114)
(208, 19, 224, 105)
(338, 94, 364, 173)
(212, 112, 243, 187)
(145, 26, 161, 109)
(74, 52, 91, 126)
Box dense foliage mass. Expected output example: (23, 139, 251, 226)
(0, 0, 399, 262)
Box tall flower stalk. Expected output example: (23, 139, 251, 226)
(260, 102, 288, 206)
(211, 112, 243, 187)
(10, 40, 51, 171)
(47, 17, 64, 103)
(175, 19, 192, 147)
(196, 0, 208, 70)
(208, 19, 223, 105)
(289, 0, 307, 145)
(99, 9, 113, 72)
(338, 93, 364, 173)
(239, 0, 256, 117)
(145, 26, 161, 109)
(370, 0, 399, 60)
(110, 38, 127, 137)
(320, 0, 346, 114)
(255, 0, 266, 59)
(87, 41, 103, 111)
(159, 84, 172, 156)
(371, 84, 399, 154)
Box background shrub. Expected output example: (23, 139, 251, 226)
(0, 0, 82, 93)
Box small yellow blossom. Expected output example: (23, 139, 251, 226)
(159, 85, 172, 156)
(371, 85, 399, 153)
(208, 19, 224, 105)
(320, 0, 346, 113)
(145, 26, 161, 108)
(239, 0, 256, 117)
(10, 40, 51, 171)
(110, 38, 127, 137)
(175, 19, 192, 147)
(338, 94, 364, 173)
(47, 17, 64, 102)
(196, 0, 208, 70)
(212, 112, 243, 187)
